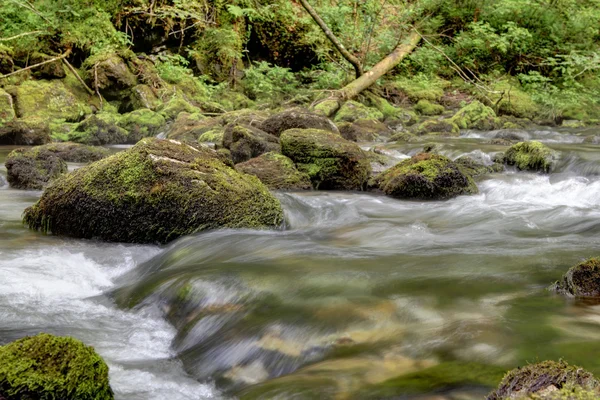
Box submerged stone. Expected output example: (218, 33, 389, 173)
(0, 333, 114, 400)
(23, 138, 284, 243)
(236, 152, 312, 190)
(552, 258, 600, 297)
(223, 124, 280, 164)
(280, 128, 371, 190)
(372, 153, 478, 200)
(260, 108, 339, 137)
(487, 360, 599, 400)
(505, 141, 557, 172)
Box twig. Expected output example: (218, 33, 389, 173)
(0, 30, 44, 42)
(94, 63, 103, 109)
(9, 0, 52, 24)
(0, 50, 71, 79)
(62, 58, 95, 96)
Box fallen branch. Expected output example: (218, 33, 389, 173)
(61, 58, 95, 96)
(0, 50, 71, 79)
(0, 30, 44, 42)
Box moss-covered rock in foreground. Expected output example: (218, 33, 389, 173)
(372, 153, 478, 200)
(5, 146, 68, 190)
(552, 258, 600, 297)
(280, 128, 371, 190)
(260, 108, 339, 137)
(487, 360, 599, 400)
(23, 138, 284, 243)
(0, 333, 113, 400)
(236, 152, 312, 190)
(223, 124, 281, 164)
(505, 141, 557, 172)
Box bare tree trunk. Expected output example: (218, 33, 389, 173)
(298, 0, 363, 78)
(339, 31, 421, 100)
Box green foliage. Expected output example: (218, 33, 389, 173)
(156, 54, 192, 84)
(242, 61, 298, 102)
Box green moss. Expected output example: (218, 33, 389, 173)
(505, 141, 557, 172)
(450, 100, 500, 130)
(553, 258, 600, 297)
(388, 132, 417, 143)
(0, 333, 113, 400)
(5, 145, 68, 189)
(360, 362, 506, 398)
(128, 84, 162, 110)
(236, 151, 312, 190)
(198, 128, 224, 143)
(334, 101, 384, 123)
(119, 109, 166, 141)
(280, 128, 371, 190)
(372, 152, 478, 200)
(23, 138, 284, 243)
(83, 52, 137, 95)
(159, 97, 201, 120)
(488, 361, 599, 400)
(214, 90, 255, 111)
(313, 99, 340, 117)
(393, 75, 448, 102)
(223, 124, 281, 164)
(338, 119, 391, 142)
(455, 156, 503, 177)
(413, 119, 460, 136)
(488, 80, 540, 119)
(0, 88, 15, 123)
(260, 108, 339, 137)
(414, 99, 444, 116)
(0, 116, 51, 145)
(72, 112, 128, 145)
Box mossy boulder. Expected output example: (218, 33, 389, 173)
(413, 119, 459, 136)
(11, 80, 93, 122)
(73, 112, 128, 145)
(0, 117, 51, 145)
(198, 128, 225, 144)
(218, 109, 269, 127)
(414, 99, 444, 116)
(450, 101, 500, 130)
(167, 112, 220, 142)
(119, 109, 166, 141)
(126, 84, 161, 111)
(455, 156, 504, 177)
(85, 52, 137, 97)
(388, 132, 417, 143)
(0, 333, 113, 400)
(23, 138, 284, 243)
(338, 119, 392, 142)
(0, 88, 15, 123)
(30, 52, 66, 79)
(489, 81, 540, 119)
(280, 128, 371, 190)
(334, 101, 384, 123)
(260, 109, 339, 137)
(5, 146, 68, 189)
(372, 153, 478, 200)
(223, 124, 281, 164)
(159, 97, 201, 121)
(505, 141, 557, 172)
(487, 361, 599, 400)
(552, 258, 600, 297)
(236, 152, 312, 190)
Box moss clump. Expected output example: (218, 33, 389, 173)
(23, 138, 283, 244)
(198, 128, 224, 144)
(119, 109, 166, 141)
(393, 76, 447, 102)
(223, 124, 281, 164)
(236, 152, 312, 190)
(5, 146, 68, 189)
(312, 99, 341, 117)
(0, 89, 15, 123)
(451, 100, 500, 130)
(334, 101, 384, 123)
(414, 99, 444, 116)
(11, 80, 93, 122)
(72, 112, 128, 145)
(280, 128, 371, 190)
(413, 119, 460, 136)
(260, 108, 339, 137)
(552, 258, 600, 298)
(0, 117, 51, 145)
(505, 141, 557, 172)
(0, 333, 114, 400)
(487, 361, 599, 400)
(488, 80, 540, 119)
(372, 152, 478, 200)
(158, 97, 201, 121)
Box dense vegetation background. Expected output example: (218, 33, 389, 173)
(1, 0, 599, 121)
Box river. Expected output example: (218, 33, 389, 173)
(1, 126, 600, 399)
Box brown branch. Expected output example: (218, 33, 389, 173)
(298, 0, 363, 78)
(0, 30, 44, 42)
(62, 58, 95, 96)
(0, 50, 71, 79)
(94, 64, 103, 109)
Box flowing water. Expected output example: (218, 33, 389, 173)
(1, 126, 600, 399)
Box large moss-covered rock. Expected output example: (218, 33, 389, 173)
(334, 101, 384, 123)
(0, 117, 50, 145)
(414, 99, 444, 116)
(372, 153, 478, 200)
(126, 84, 161, 111)
(0, 89, 15, 123)
(451, 101, 500, 130)
(11, 80, 93, 121)
(23, 138, 283, 243)
(30, 52, 66, 79)
(487, 361, 599, 400)
(505, 141, 557, 172)
(0, 333, 113, 400)
(236, 152, 312, 190)
(280, 128, 371, 190)
(72, 112, 128, 145)
(119, 109, 166, 141)
(86, 52, 137, 97)
(223, 124, 280, 164)
(552, 258, 600, 297)
(166, 112, 219, 142)
(5, 146, 68, 189)
(260, 109, 339, 137)
(338, 119, 392, 142)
